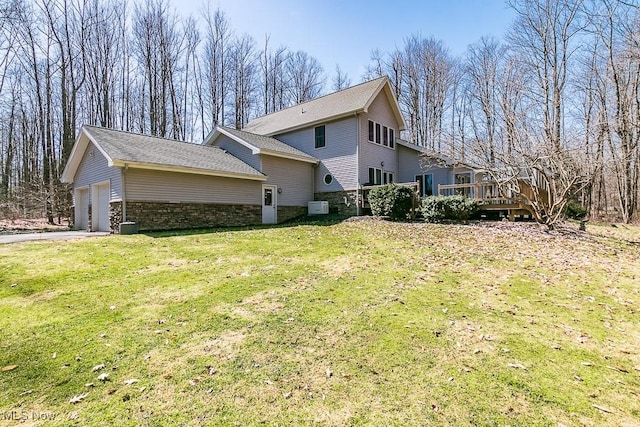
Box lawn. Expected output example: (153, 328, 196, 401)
(0, 219, 639, 426)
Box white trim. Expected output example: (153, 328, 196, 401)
(213, 127, 318, 164)
(260, 149, 319, 164)
(261, 184, 278, 224)
(110, 160, 267, 181)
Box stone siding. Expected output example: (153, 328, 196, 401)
(277, 205, 307, 223)
(125, 201, 262, 232)
(314, 190, 359, 216)
(110, 201, 122, 234)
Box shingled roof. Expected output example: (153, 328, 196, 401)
(211, 127, 318, 164)
(61, 126, 266, 183)
(243, 76, 406, 136)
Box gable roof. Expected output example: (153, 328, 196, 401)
(242, 76, 406, 136)
(61, 126, 266, 183)
(396, 138, 479, 170)
(207, 127, 318, 164)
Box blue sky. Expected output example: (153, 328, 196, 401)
(177, 0, 516, 84)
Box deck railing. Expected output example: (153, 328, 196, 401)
(437, 182, 519, 205)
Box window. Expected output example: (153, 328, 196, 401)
(315, 125, 325, 149)
(369, 167, 395, 185)
(368, 167, 382, 185)
(415, 174, 433, 197)
(367, 120, 395, 150)
(324, 174, 333, 185)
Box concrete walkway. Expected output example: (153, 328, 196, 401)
(0, 231, 110, 244)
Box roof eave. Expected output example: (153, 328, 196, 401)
(260, 149, 319, 164)
(61, 126, 115, 183)
(260, 110, 365, 137)
(111, 160, 267, 181)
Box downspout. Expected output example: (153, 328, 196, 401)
(355, 112, 360, 216)
(122, 164, 127, 222)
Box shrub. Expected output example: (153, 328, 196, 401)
(564, 200, 587, 220)
(421, 195, 479, 223)
(368, 184, 415, 220)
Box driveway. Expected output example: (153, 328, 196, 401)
(0, 231, 110, 244)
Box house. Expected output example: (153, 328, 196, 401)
(61, 76, 480, 233)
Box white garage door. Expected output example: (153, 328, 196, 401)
(74, 188, 89, 230)
(91, 182, 111, 232)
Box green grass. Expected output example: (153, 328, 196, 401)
(1, 220, 639, 426)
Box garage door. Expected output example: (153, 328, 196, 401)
(74, 188, 89, 230)
(91, 182, 111, 232)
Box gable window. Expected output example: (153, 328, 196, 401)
(367, 120, 395, 150)
(415, 174, 433, 197)
(324, 174, 333, 185)
(315, 125, 326, 149)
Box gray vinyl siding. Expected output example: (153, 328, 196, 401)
(398, 145, 452, 194)
(275, 117, 358, 191)
(360, 90, 403, 184)
(397, 145, 426, 182)
(125, 169, 260, 204)
(261, 155, 314, 206)
(212, 134, 261, 171)
(74, 141, 122, 203)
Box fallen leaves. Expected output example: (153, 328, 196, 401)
(2, 365, 18, 372)
(92, 364, 105, 372)
(69, 393, 89, 404)
(593, 404, 614, 414)
(97, 373, 109, 381)
(508, 363, 527, 371)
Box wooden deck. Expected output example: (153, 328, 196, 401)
(438, 182, 539, 220)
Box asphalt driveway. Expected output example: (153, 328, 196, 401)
(0, 231, 110, 244)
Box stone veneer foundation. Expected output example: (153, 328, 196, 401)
(277, 205, 308, 223)
(112, 201, 262, 233)
(314, 190, 359, 216)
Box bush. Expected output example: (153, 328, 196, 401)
(421, 195, 479, 223)
(368, 184, 415, 220)
(564, 200, 587, 220)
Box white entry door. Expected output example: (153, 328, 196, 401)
(91, 181, 111, 232)
(262, 185, 277, 224)
(75, 187, 89, 230)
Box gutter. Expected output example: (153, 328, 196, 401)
(355, 113, 360, 216)
(122, 164, 128, 222)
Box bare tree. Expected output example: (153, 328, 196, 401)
(332, 64, 351, 91)
(229, 33, 257, 128)
(201, 6, 230, 134)
(286, 50, 325, 104)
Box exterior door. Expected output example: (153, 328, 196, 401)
(75, 188, 89, 230)
(91, 181, 111, 232)
(262, 185, 277, 224)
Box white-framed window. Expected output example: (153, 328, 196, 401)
(415, 174, 433, 197)
(315, 125, 326, 149)
(324, 174, 333, 185)
(367, 120, 395, 150)
(369, 167, 394, 185)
